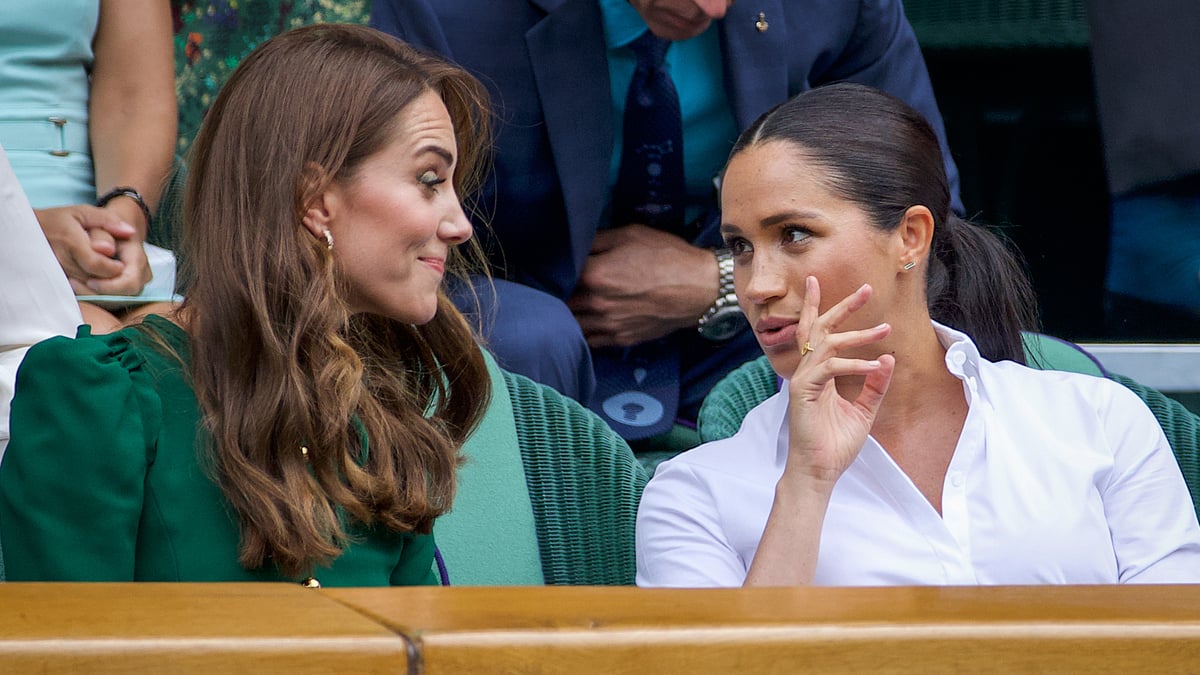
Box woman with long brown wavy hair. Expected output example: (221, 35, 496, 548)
(0, 23, 492, 585)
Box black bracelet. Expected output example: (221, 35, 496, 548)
(96, 186, 153, 231)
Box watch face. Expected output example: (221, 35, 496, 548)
(700, 307, 746, 341)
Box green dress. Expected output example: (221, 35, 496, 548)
(0, 315, 437, 585)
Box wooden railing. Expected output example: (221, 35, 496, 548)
(4, 583, 1200, 673)
(0, 582, 410, 672)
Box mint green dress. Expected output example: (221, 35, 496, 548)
(0, 0, 98, 208)
(0, 315, 437, 585)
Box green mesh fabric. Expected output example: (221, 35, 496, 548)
(503, 370, 649, 585)
(903, 0, 1089, 49)
(1109, 373, 1200, 518)
(697, 355, 776, 444)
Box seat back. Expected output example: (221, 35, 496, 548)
(505, 370, 649, 585)
(433, 353, 546, 585)
(1108, 373, 1200, 517)
(1021, 331, 1106, 376)
(696, 354, 778, 445)
(437, 353, 648, 585)
(902, 0, 1089, 50)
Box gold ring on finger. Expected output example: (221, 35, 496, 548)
(800, 341, 813, 357)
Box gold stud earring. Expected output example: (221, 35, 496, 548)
(903, 261, 916, 271)
(323, 230, 334, 251)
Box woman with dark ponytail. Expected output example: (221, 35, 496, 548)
(637, 83, 1200, 587)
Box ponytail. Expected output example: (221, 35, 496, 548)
(927, 215, 1039, 363)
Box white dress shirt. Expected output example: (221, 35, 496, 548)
(637, 323, 1200, 587)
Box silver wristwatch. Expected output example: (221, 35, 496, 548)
(697, 248, 745, 341)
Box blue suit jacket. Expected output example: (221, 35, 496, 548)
(372, 0, 960, 299)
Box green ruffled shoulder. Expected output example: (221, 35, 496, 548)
(0, 320, 182, 580)
(11, 318, 185, 461)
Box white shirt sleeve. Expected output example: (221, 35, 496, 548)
(1099, 382, 1200, 583)
(637, 454, 750, 588)
(0, 143, 82, 454)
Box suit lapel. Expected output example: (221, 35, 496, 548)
(526, 0, 614, 286)
(719, 0, 789, 130)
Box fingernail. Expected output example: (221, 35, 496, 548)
(86, 280, 100, 291)
(867, 360, 881, 367)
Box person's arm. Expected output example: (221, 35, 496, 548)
(0, 333, 151, 580)
(1098, 383, 1200, 583)
(85, 0, 177, 295)
(636, 279, 894, 587)
(636, 459, 750, 587)
(743, 279, 894, 586)
(391, 532, 440, 586)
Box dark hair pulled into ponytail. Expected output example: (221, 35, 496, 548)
(729, 82, 1038, 363)
(926, 214, 1038, 363)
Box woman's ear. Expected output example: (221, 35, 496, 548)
(299, 161, 336, 241)
(897, 205, 935, 269)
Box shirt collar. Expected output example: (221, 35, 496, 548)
(598, 0, 650, 49)
(771, 321, 985, 466)
(932, 321, 983, 379)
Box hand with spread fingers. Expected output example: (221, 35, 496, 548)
(784, 276, 894, 487)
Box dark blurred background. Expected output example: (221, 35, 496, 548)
(904, 0, 1106, 342)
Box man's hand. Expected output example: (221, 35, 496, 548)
(35, 204, 152, 296)
(568, 223, 719, 347)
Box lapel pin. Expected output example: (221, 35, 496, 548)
(755, 12, 768, 33)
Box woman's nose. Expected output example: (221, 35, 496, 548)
(441, 202, 473, 245)
(738, 256, 786, 305)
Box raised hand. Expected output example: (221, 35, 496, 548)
(784, 275, 894, 486)
(744, 276, 895, 586)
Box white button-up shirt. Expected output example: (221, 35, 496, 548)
(637, 324, 1200, 587)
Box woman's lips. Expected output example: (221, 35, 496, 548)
(756, 321, 798, 349)
(419, 257, 445, 275)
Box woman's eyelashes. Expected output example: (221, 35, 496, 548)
(418, 170, 447, 193)
(724, 236, 751, 257)
(782, 225, 812, 245)
(724, 225, 812, 258)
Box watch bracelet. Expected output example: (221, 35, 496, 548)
(698, 248, 738, 329)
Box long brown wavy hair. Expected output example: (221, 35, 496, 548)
(178, 24, 492, 577)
